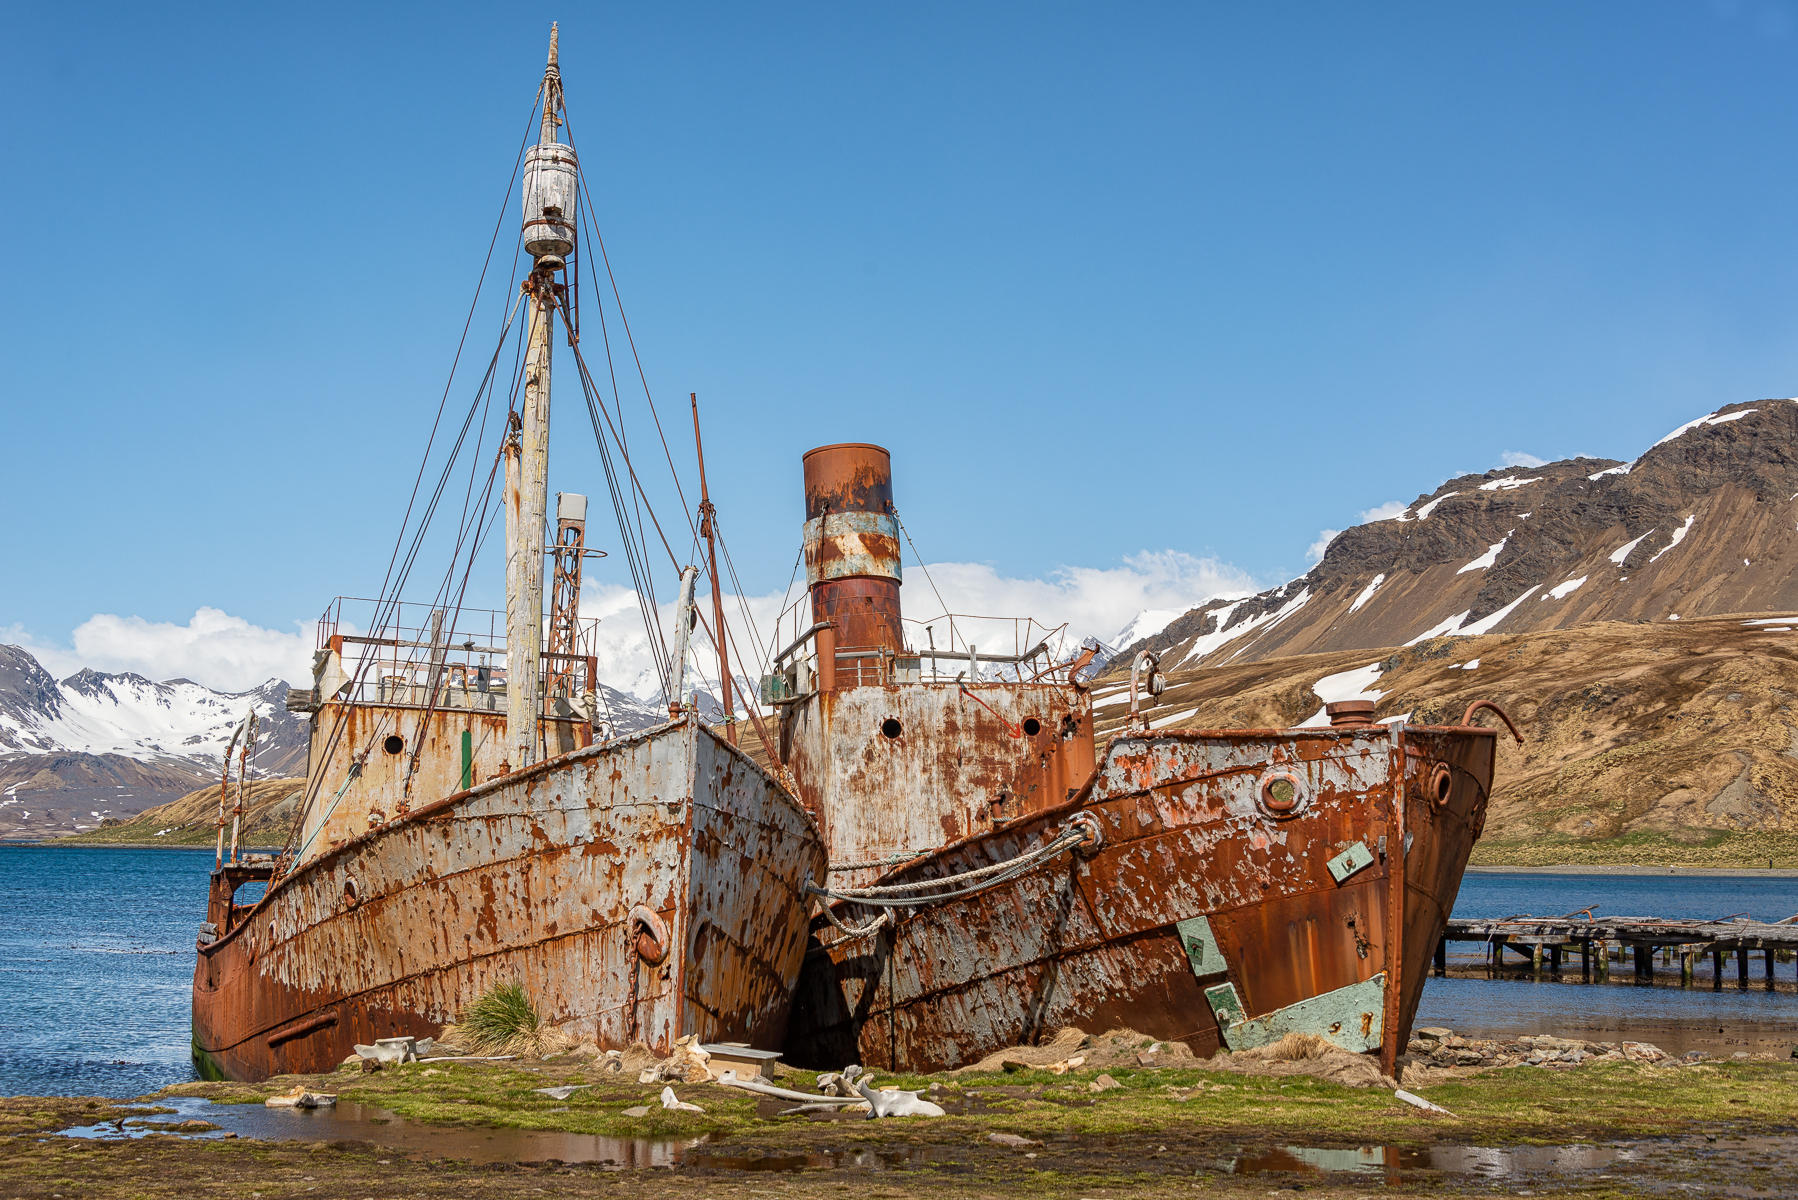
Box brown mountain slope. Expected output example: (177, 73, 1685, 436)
(60, 777, 305, 848)
(1093, 614, 1798, 867)
(1136, 399, 1798, 670)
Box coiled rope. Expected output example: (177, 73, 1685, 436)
(805, 814, 1103, 940)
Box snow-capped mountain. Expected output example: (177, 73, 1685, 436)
(593, 680, 670, 735)
(0, 647, 301, 768)
(1109, 608, 1192, 652)
(1125, 398, 1798, 670)
(0, 646, 306, 838)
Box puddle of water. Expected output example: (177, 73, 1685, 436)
(1223, 1141, 1643, 1177)
(51, 1095, 1798, 1190)
(56, 1095, 701, 1166)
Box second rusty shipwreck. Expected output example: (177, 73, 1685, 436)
(771, 442, 1516, 1076)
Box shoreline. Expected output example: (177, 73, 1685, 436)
(2, 839, 276, 851)
(1465, 864, 1798, 878)
(11, 840, 1797, 877)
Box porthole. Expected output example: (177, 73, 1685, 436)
(383, 734, 404, 755)
(880, 718, 903, 740)
(1257, 768, 1308, 819)
(1022, 717, 1042, 737)
(343, 877, 360, 906)
(1430, 762, 1454, 808)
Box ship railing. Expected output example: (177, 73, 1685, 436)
(311, 596, 601, 715)
(314, 596, 597, 658)
(759, 605, 1077, 703)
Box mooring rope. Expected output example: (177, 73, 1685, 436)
(826, 849, 932, 873)
(806, 813, 1102, 916)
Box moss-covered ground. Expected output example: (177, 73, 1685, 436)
(6, 1057, 1798, 1197)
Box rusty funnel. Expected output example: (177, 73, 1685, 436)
(802, 444, 904, 685)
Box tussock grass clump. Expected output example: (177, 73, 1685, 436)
(1256, 1032, 1332, 1061)
(454, 981, 543, 1055)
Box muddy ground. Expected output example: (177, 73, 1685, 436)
(6, 1034, 1798, 1199)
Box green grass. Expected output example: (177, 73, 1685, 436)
(1473, 827, 1798, 869)
(455, 981, 543, 1055)
(160, 1055, 1798, 1148)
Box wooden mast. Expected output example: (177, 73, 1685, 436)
(691, 393, 735, 744)
(505, 24, 563, 769)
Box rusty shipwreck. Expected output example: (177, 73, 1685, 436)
(192, 29, 823, 1081)
(774, 445, 1519, 1075)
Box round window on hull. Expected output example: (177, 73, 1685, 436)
(1256, 768, 1309, 819)
(383, 735, 405, 755)
(1430, 762, 1454, 807)
(880, 718, 903, 740)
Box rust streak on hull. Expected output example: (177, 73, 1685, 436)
(787, 722, 1494, 1073)
(193, 719, 824, 1081)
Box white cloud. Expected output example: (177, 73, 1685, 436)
(7, 549, 1258, 708)
(581, 549, 1259, 705)
(3, 608, 315, 693)
(1500, 451, 1548, 469)
(1306, 530, 1341, 565)
(898, 551, 1257, 650)
(1359, 500, 1408, 523)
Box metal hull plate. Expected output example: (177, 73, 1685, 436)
(193, 720, 825, 1081)
(787, 722, 1494, 1074)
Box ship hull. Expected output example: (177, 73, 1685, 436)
(787, 722, 1494, 1075)
(193, 719, 824, 1081)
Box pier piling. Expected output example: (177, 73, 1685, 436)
(1443, 917, 1798, 994)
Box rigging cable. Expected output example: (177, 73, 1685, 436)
(278, 92, 543, 863)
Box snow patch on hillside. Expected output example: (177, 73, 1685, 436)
(1609, 532, 1653, 565)
(1543, 577, 1588, 601)
(1177, 591, 1314, 667)
(1404, 586, 1543, 645)
(1348, 574, 1385, 614)
(1297, 662, 1384, 727)
(1479, 476, 1541, 492)
(1457, 532, 1512, 574)
(1651, 409, 1754, 451)
(1649, 515, 1696, 563)
(1404, 492, 1460, 521)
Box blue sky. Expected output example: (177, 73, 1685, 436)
(5, 2, 1798, 689)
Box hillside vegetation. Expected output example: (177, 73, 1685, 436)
(61, 777, 305, 848)
(1094, 615, 1798, 868)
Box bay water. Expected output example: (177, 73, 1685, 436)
(4, 845, 1797, 1097)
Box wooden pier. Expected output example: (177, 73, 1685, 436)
(1438, 915, 1798, 988)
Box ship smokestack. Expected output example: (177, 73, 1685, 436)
(802, 443, 904, 690)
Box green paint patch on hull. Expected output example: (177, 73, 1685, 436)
(1206, 973, 1386, 1053)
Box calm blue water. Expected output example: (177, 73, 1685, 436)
(0, 846, 215, 1098)
(5, 848, 1798, 1097)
